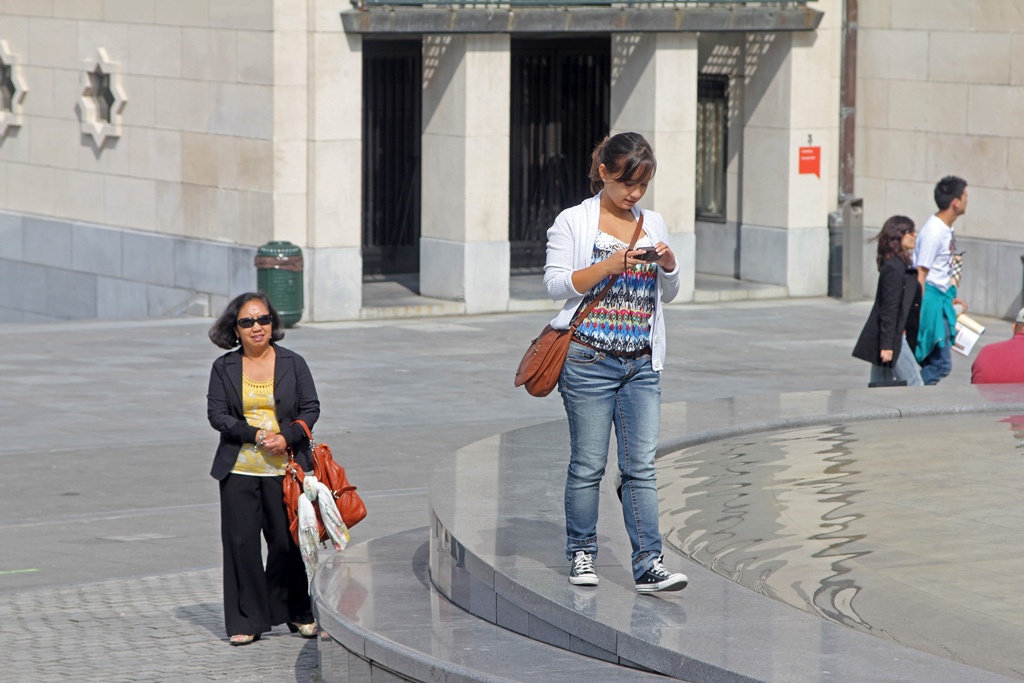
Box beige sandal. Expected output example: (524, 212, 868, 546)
(229, 634, 258, 646)
(290, 621, 318, 638)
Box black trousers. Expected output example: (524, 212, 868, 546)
(219, 473, 312, 637)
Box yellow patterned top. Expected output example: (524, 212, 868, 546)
(231, 375, 286, 476)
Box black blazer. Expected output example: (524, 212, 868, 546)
(852, 257, 921, 365)
(207, 343, 320, 481)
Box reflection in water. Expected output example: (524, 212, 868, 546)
(662, 425, 874, 633)
(659, 413, 1024, 678)
(1001, 415, 1024, 449)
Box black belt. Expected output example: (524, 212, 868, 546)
(573, 337, 651, 360)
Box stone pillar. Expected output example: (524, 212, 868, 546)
(738, 10, 840, 297)
(304, 1, 362, 321)
(610, 33, 697, 303)
(420, 34, 511, 314)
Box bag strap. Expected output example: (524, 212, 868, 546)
(284, 458, 306, 483)
(292, 419, 313, 440)
(569, 212, 645, 330)
(286, 420, 317, 474)
(290, 419, 322, 470)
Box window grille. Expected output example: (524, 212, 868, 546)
(696, 75, 728, 221)
(361, 39, 422, 276)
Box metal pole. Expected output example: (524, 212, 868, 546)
(841, 198, 864, 301)
(839, 0, 857, 200)
(838, 0, 863, 300)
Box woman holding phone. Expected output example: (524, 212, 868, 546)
(543, 132, 688, 593)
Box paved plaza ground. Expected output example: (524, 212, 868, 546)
(0, 296, 1007, 682)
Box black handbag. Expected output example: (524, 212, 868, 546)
(868, 363, 907, 388)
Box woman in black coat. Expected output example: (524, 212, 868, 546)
(852, 215, 924, 386)
(207, 292, 320, 645)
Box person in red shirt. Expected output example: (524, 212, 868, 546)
(971, 307, 1024, 384)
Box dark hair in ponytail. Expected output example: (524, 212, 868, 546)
(588, 132, 657, 195)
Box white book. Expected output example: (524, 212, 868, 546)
(952, 314, 985, 357)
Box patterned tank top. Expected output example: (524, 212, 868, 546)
(573, 230, 657, 355)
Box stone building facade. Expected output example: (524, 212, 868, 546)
(856, 1, 1024, 318)
(0, 0, 1018, 322)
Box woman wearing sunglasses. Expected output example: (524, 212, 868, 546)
(206, 292, 320, 645)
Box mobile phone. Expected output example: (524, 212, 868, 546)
(637, 246, 661, 262)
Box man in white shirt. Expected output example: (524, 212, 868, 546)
(913, 175, 968, 385)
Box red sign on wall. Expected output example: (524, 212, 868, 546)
(799, 146, 821, 178)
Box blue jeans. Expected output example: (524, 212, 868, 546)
(559, 341, 663, 580)
(919, 319, 952, 385)
(870, 334, 924, 387)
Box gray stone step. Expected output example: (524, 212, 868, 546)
(359, 272, 790, 319)
(693, 273, 789, 303)
(311, 527, 672, 683)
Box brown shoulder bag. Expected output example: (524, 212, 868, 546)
(283, 420, 367, 546)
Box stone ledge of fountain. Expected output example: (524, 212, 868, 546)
(428, 385, 1024, 682)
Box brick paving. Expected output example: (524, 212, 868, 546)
(0, 569, 318, 682)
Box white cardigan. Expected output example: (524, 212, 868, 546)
(543, 193, 680, 372)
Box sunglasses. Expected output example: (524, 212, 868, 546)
(237, 314, 273, 328)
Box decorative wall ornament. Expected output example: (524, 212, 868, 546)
(0, 39, 28, 138)
(78, 47, 127, 148)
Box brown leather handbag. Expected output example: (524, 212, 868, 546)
(515, 214, 645, 397)
(283, 420, 366, 546)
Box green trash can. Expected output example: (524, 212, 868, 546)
(255, 241, 303, 328)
